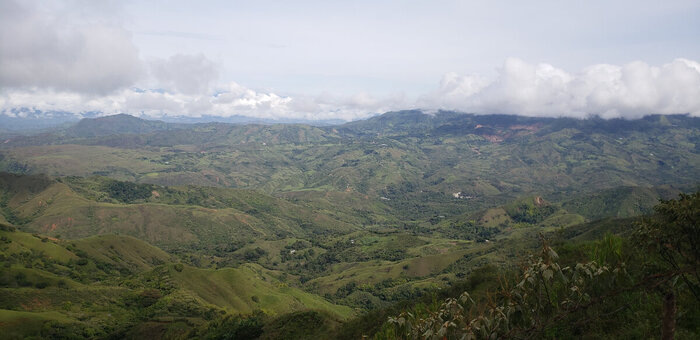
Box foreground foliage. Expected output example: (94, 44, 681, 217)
(379, 193, 699, 339)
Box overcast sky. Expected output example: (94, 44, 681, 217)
(1, 0, 700, 121)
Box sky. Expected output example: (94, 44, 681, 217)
(1, 0, 700, 121)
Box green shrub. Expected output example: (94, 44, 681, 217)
(105, 180, 153, 203)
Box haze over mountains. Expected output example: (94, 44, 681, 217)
(0, 110, 349, 133)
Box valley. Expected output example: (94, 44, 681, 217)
(0, 111, 697, 338)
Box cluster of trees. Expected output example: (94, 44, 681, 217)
(105, 180, 154, 203)
(444, 220, 499, 242)
(0, 240, 127, 289)
(507, 202, 557, 224)
(242, 247, 267, 261)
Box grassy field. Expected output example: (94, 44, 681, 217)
(169, 263, 353, 318)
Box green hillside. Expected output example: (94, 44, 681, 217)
(560, 185, 681, 220)
(1, 113, 696, 224)
(0, 112, 697, 338)
(0, 173, 360, 252)
(0, 227, 352, 338)
(72, 235, 174, 272)
(165, 263, 352, 318)
(366, 193, 699, 340)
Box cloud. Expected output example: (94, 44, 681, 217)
(2, 58, 699, 121)
(1, 2, 698, 124)
(422, 58, 700, 118)
(0, 0, 142, 94)
(150, 54, 219, 95)
(1, 2, 699, 122)
(0, 82, 399, 121)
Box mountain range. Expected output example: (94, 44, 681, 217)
(0, 111, 697, 338)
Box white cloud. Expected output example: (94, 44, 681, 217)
(0, 0, 142, 94)
(150, 54, 219, 95)
(2, 58, 699, 121)
(421, 58, 700, 118)
(0, 1, 218, 98)
(0, 83, 399, 121)
(1, 2, 699, 122)
(1, 1, 698, 122)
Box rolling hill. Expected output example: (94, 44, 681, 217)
(0, 173, 366, 252)
(0, 110, 697, 338)
(1, 112, 696, 223)
(0, 225, 352, 339)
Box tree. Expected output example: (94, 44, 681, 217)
(634, 192, 700, 340)
(384, 241, 629, 339)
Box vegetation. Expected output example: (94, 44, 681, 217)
(1, 113, 696, 217)
(376, 193, 699, 339)
(104, 180, 155, 203)
(0, 227, 351, 339)
(0, 112, 697, 338)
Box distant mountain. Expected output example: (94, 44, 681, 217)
(335, 110, 700, 139)
(335, 110, 444, 136)
(157, 114, 346, 126)
(0, 114, 185, 147)
(0, 111, 697, 221)
(62, 113, 183, 138)
(0, 110, 91, 132)
(62, 113, 343, 139)
(0, 113, 341, 147)
(81, 122, 340, 148)
(0, 110, 346, 136)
